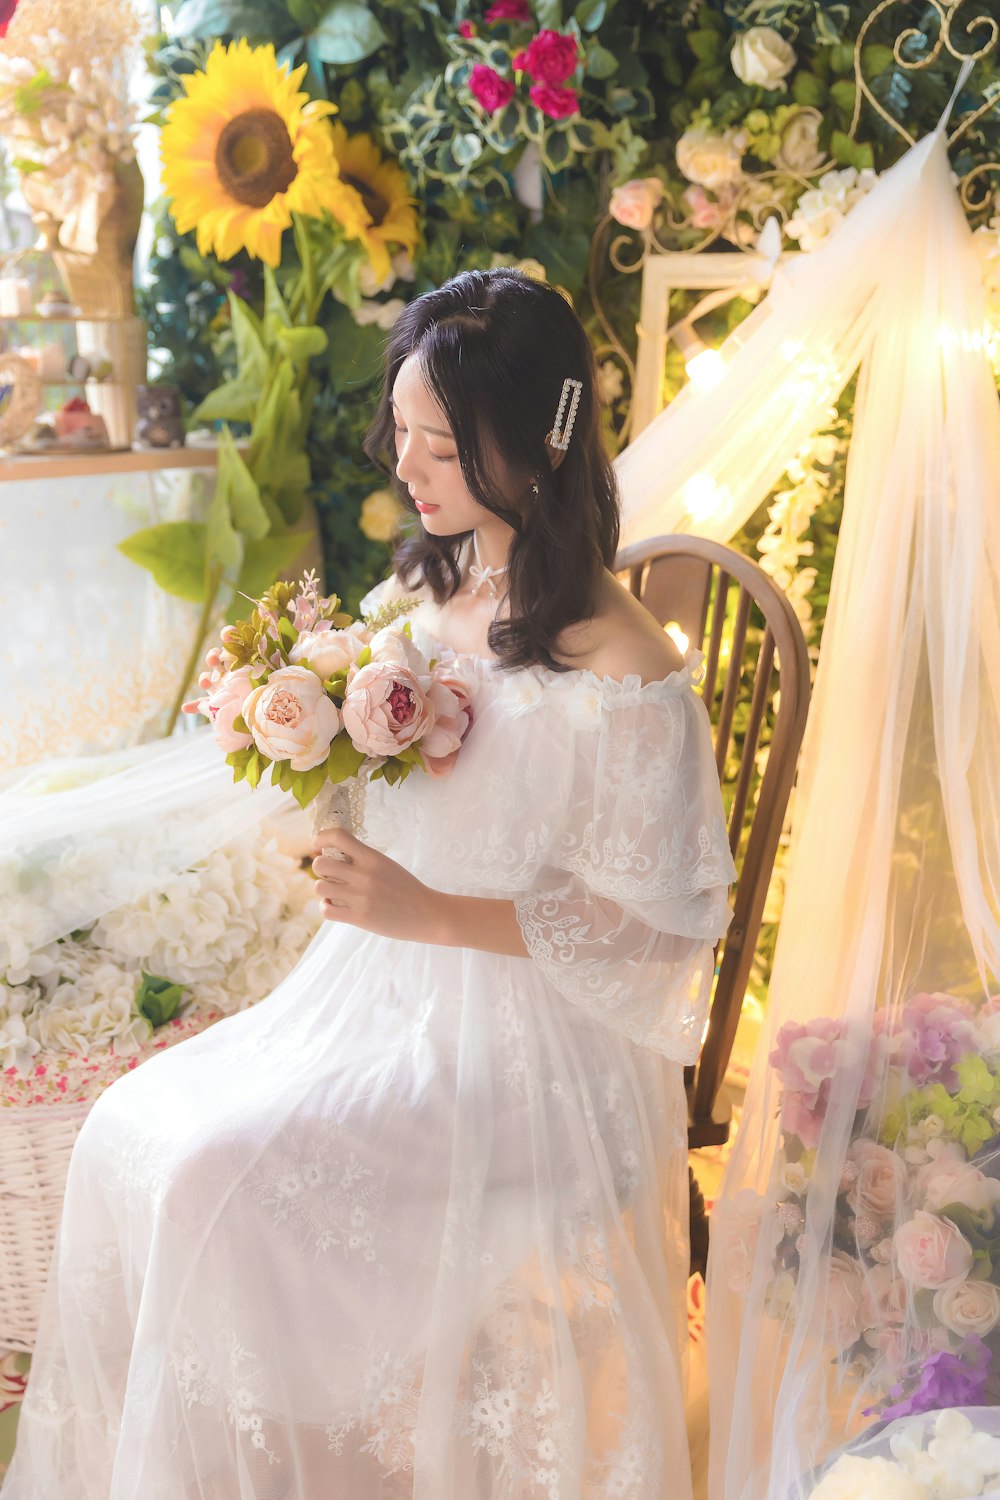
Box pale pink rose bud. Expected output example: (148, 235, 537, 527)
(203, 667, 254, 753)
(242, 665, 341, 771)
(341, 662, 435, 757)
(289, 622, 371, 681)
(870, 1237, 893, 1264)
(838, 1161, 859, 1193)
(420, 667, 478, 778)
(854, 1214, 881, 1247)
(778, 1201, 804, 1237)
(609, 176, 665, 231)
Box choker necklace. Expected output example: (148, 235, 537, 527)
(468, 531, 508, 598)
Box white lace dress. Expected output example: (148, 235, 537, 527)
(1, 585, 736, 1500)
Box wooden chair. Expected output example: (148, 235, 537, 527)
(614, 534, 812, 1278)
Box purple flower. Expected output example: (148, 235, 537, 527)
(875, 992, 977, 1089)
(872, 1336, 991, 1420)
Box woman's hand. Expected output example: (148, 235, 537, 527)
(311, 827, 451, 944)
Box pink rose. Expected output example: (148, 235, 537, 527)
(205, 667, 255, 753)
(522, 29, 578, 84)
(485, 0, 531, 21)
(289, 622, 371, 681)
(512, 48, 529, 71)
(529, 83, 579, 119)
(458, 19, 476, 37)
(682, 184, 735, 230)
(609, 178, 665, 231)
(242, 666, 341, 771)
(469, 63, 515, 113)
(861, 1262, 908, 1329)
(846, 1140, 907, 1221)
(341, 663, 435, 757)
(916, 1147, 1000, 1218)
(421, 667, 477, 778)
(893, 1210, 974, 1290)
(824, 1250, 865, 1351)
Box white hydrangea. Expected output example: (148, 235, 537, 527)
(785, 167, 878, 252)
(0, 828, 319, 1074)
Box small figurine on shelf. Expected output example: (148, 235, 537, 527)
(54, 396, 110, 448)
(134, 385, 185, 448)
(35, 289, 79, 319)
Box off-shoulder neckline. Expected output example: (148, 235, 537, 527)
(405, 613, 704, 703)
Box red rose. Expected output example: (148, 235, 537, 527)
(469, 63, 516, 113)
(529, 83, 579, 119)
(485, 0, 531, 21)
(512, 49, 529, 71)
(522, 29, 578, 85)
(0, 0, 17, 37)
(458, 19, 476, 37)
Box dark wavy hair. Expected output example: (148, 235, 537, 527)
(362, 268, 621, 673)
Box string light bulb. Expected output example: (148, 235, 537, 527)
(671, 320, 726, 390)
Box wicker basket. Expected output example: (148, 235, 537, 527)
(0, 1008, 225, 1354)
(0, 1097, 93, 1352)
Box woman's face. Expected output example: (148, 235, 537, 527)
(391, 353, 509, 537)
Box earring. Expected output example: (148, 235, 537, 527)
(530, 476, 540, 498)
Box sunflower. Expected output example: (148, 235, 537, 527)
(160, 39, 366, 268)
(328, 123, 421, 284)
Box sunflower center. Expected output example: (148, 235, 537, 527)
(216, 108, 297, 209)
(343, 173, 389, 227)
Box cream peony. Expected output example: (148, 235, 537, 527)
(364, 625, 429, 677)
(341, 662, 435, 756)
(731, 26, 796, 90)
(676, 125, 747, 191)
(243, 666, 341, 771)
(608, 177, 665, 231)
(932, 1278, 1000, 1338)
(289, 623, 371, 682)
(893, 1210, 974, 1289)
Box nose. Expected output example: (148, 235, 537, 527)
(393, 431, 424, 490)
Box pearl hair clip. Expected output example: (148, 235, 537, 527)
(547, 377, 583, 451)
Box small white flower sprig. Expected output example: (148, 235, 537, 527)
(184, 570, 477, 808)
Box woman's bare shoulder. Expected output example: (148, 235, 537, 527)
(558, 571, 685, 686)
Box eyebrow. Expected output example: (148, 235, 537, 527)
(390, 397, 454, 440)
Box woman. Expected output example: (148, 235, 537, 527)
(2, 269, 736, 1500)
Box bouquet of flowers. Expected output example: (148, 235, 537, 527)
(183, 571, 477, 834)
(807, 1407, 1000, 1500)
(729, 990, 1000, 1419)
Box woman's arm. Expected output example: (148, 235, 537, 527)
(311, 828, 530, 957)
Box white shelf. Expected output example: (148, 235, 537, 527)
(0, 445, 224, 482)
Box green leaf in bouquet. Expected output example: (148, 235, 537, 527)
(232, 714, 250, 735)
(356, 645, 373, 668)
(246, 748, 271, 789)
(294, 761, 330, 807)
(136, 971, 186, 1028)
(381, 762, 402, 786)
(327, 735, 366, 783)
(324, 671, 349, 697)
(394, 744, 425, 768)
(226, 746, 252, 783)
(117, 521, 208, 603)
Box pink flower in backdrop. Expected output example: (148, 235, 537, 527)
(609, 178, 665, 231)
(242, 666, 341, 771)
(916, 1145, 1000, 1217)
(824, 1250, 866, 1351)
(485, 0, 531, 21)
(512, 48, 529, 71)
(683, 184, 736, 230)
(469, 63, 515, 112)
(862, 1262, 908, 1330)
(875, 992, 977, 1089)
(421, 667, 477, 777)
(521, 29, 578, 84)
(770, 1018, 883, 1147)
(201, 667, 255, 753)
(893, 1210, 974, 1290)
(846, 1139, 908, 1222)
(529, 83, 579, 119)
(289, 623, 371, 681)
(458, 19, 477, 37)
(342, 663, 434, 756)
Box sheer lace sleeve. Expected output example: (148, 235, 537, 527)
(512, 674, 737, 1063)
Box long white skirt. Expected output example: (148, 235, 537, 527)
(1, 919, 693, 1500)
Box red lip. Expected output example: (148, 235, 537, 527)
(413, 499, 439, 512)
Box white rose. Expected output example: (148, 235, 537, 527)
(731, 26, 797, 91)
(776, 110, 825, 174)
(932, 1279, 1000, 1338)
(780, 1161, 809, 1195)
(676, 126, 747, 191)
(809, 1454, 929, 1500)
